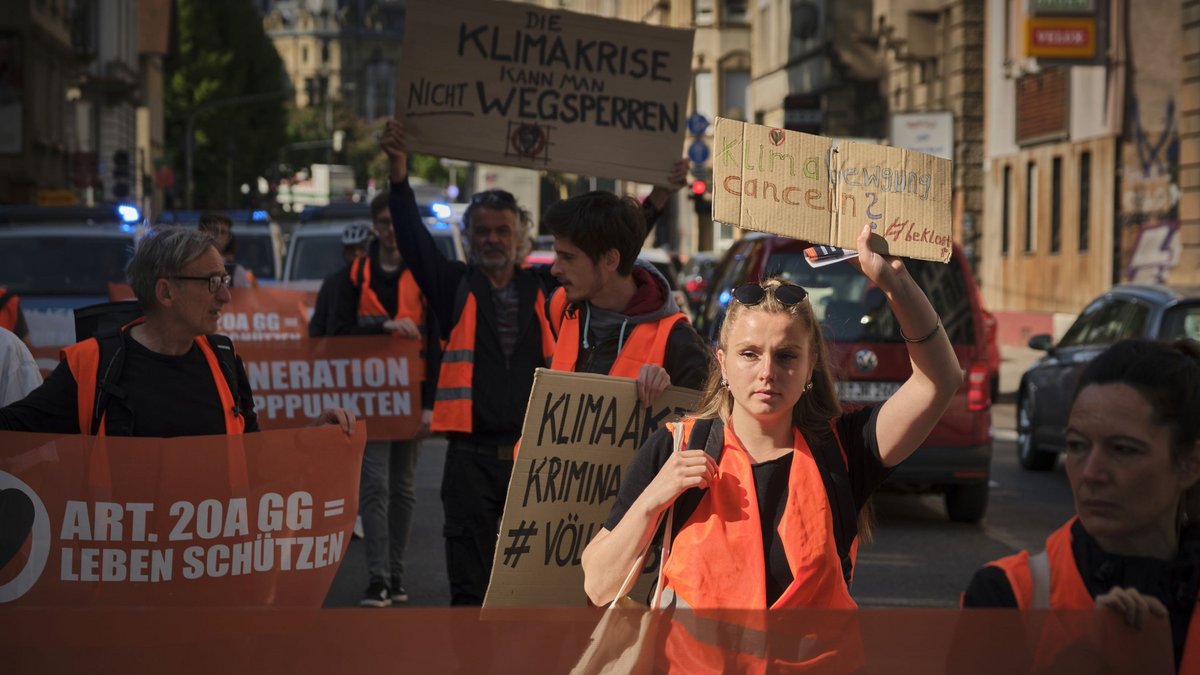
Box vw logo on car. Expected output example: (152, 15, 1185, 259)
(855, 349, 878, 372)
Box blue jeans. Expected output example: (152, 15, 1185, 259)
(360, 439, 420, 586)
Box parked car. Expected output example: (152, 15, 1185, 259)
(1016, 284, 1200, 471)
(157, 210, 284, 283)
(281, 219, 465, 290)
(678, 251, 720, 314)
(0, 205, 145, 358)
(695, 234, 994, 522)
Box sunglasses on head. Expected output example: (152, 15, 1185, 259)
(469, 189, 517, 207)
(731, 282, 809, 307)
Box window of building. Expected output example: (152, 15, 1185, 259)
(724, 0, 750, 23)
(1050, 156, 1062, 254)
(1079, 151, 1091, 252)
(321, 40, 330, 63)
(1024, 161, 1037, 254)
(721, 69, 749, 121)
(696, 0, 714, 26)
(302, 45, 308, 64)
(693, 71, 715, 122)
(1002, 165, 1011, 255)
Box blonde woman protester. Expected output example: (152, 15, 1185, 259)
(582, 223, 963, 610)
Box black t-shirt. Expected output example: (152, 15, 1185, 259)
(0, 332, 259, 436)
(604, 406, 888, 603)
(963, 519, 1200, 669)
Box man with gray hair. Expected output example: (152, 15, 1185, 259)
(0, 227, 354, 436)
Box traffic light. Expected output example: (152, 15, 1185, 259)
(691, 179, 711, 216)
(112, 150, 131, 199)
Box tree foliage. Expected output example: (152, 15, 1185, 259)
(164, 0, 287, 209)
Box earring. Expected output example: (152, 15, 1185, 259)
(804, 381, 813, 392)
(720, 377, 728, 388)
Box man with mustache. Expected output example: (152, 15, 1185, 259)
(380, 120, 691, 606)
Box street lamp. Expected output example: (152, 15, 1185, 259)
(184, 89, 292, 209)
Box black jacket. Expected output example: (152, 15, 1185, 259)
(390, 180, 550, 445)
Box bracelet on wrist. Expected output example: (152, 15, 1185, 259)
(900, 317, 942, 344)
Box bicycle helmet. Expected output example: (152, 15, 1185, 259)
(342, 222, 374, 246)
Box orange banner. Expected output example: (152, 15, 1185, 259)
(0, 426, 366, 607)
(240, 335, 423, 440)
(0, 608, 1175, 674)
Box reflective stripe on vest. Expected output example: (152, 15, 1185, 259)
(349, 256, 424, 325)
(546, 286, 688, 377)
(62, 334, 245, 437)
(0, 287, 19, 333)
(431, 287, 555, 434)
(986, 516, 1200, 672)
(661, 418, 857, 610)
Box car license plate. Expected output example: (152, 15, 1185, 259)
(836, 381, 901, 403)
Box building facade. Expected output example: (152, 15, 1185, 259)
(873, 0, 985, 271)
(981, 0, 1198, 321)
(0, 1, 77, 204)
(261, 0, 406, 120)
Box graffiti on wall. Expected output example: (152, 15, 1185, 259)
(1120, 97, 1180, 283)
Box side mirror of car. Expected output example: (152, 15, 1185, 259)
(1027, 334, 1053, 351)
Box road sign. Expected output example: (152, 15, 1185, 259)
(687, 139, 710, 164)
(687, 113, 709, 136)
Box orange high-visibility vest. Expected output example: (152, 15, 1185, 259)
(986, 517, 1200, 673)
(546, 287, 688, 377)
(0, 287, 20, 333)
(349, 256, 424, 326)
(62, 330, 245, 437)
(660, 417, 857, 610)
(432, 287, 555, 433)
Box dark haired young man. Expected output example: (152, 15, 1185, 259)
(543, 191, 710, 399)
(381, 120, 693, 606)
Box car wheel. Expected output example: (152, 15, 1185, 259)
(1017, 391, 1056, 471)
(945, 483, 988, 523)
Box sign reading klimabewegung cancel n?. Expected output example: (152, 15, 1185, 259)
(712, 118, 954, 263)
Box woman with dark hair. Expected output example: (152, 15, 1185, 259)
(581, 224, 964, 610)
(963, 338, 1200, 671)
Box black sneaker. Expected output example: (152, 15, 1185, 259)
(390, 576, 409, 603)
(359, 581, 391, 607)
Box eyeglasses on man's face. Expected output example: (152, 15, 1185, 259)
(730, 282, 809, 307)
(168, 274, 233, 294)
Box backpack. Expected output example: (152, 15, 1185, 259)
(88, 329, 242, 436)
(669, 417, 860, 586)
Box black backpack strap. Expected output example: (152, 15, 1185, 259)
(92, 330, 128, 435)
(205, 334, 243, 418)
(669, 418, 721, 535)
(801, 423, 858, 586)
(451, 275, 471, 326)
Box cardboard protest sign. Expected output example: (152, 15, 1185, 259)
(0, 425, 366, 607)
(712, 118, 953, 262)
(483, 370, 700, 608)
(399, 0, 694, 185)
(240, 335, 422, 440)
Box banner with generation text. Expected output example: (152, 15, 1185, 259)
(483, 369, 699, 608)
(0, 425, 366, 607)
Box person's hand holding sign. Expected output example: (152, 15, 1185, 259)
(383, 317, 420, 339)
(382, 118, 408, 183)
(311, 407, 357, 435)
(636, 364, 671, 407)
(645, 158, 689, 211)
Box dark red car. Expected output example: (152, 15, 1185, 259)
(694, 234, 995, 522)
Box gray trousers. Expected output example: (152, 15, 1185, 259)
(360, 439, 420, 586)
